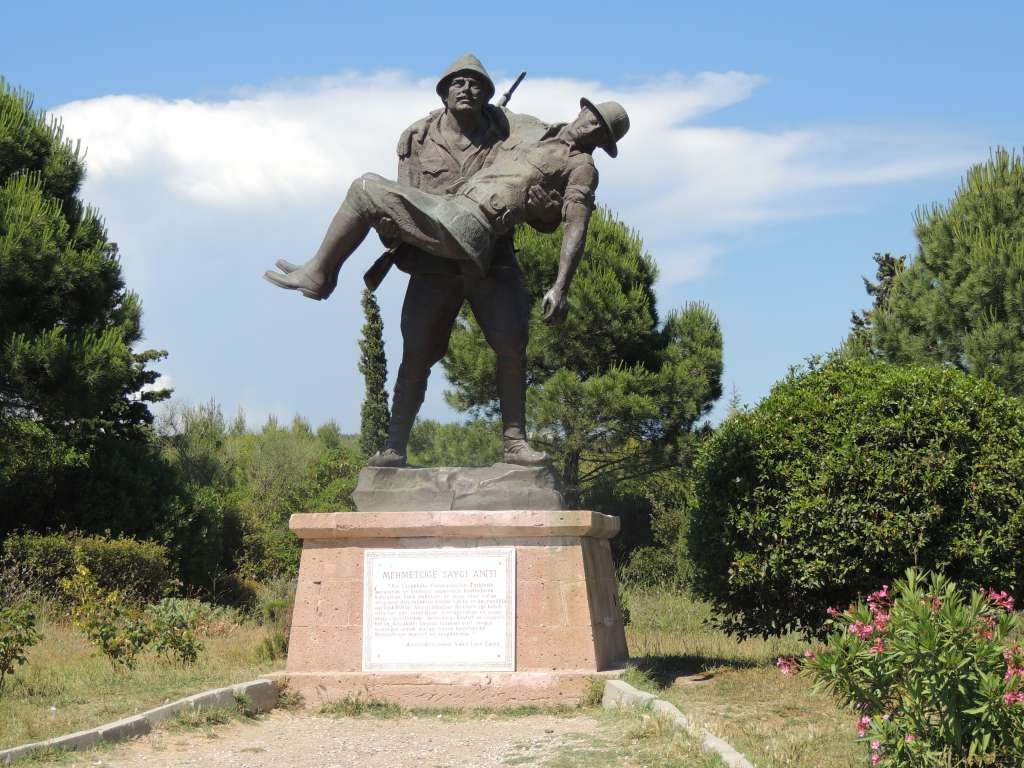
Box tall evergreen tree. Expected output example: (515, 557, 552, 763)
(0, 79, 169, 534)
(443, 207, 723, 503)
(846, 251, 906, 352)
(865, 148, 1024, 394)
(357, 287, 389, 458)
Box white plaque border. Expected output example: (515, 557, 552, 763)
(361, 546, 517, 673)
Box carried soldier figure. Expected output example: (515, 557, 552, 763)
(265, 54, 629, 468)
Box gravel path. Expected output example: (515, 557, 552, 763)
(51, 711, 607, 768)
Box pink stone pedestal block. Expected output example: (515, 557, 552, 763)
(267, 510, 629, 708)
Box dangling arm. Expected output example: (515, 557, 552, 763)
(541, 162, 599, 324)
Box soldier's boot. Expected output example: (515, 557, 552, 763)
(264, 175, 386, 300)
(495, 346, 548, 466)
(367, 374, 427, 468)
(503, 434, 550, 466)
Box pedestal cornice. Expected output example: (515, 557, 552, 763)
(289, 509, 619, 540)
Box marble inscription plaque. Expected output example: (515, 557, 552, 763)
(362, 547, 516, 672)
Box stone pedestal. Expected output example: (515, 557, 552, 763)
(271, 508, 629, 708)
(352, 463, 565, 511)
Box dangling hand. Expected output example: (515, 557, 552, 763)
(541, 286, 569, 324)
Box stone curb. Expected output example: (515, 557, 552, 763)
(602, 679, 754, 768)
(0, 679, 278, 765)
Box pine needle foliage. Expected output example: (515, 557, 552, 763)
(0, 78, 168, 534)
(357, 287, 389, 458)
(867, 148, 1024, 394)
(443, 207, 723, 502)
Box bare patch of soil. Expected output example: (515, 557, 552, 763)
(48, 710, 607, 768)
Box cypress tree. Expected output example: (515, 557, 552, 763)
(357, 287, 389, 458)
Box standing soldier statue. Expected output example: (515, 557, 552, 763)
(265, 54, 629, 469)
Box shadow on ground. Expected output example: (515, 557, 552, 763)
(629, 654, 759, 688)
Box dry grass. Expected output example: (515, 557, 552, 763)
(0, 609, 274, 750)
(625, 588, 865, 768)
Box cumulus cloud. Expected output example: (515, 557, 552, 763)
(58, 69, 971, 284)
(50, 68, 974, 428)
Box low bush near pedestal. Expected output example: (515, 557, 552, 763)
(63, 566, 204, 668)
(791, 569, 1024, 767)
(688, 359, 1024, 638)
(0, 603, 39, 693)
(3, 531, 174, 606)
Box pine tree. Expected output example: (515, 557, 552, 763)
(357, 287, 390, 458)
(0, 79, 169, 534)
(443, 207, 723, 503)
(867, 148, 1024, 394)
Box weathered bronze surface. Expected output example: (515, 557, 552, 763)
(264, 55, 629, 468)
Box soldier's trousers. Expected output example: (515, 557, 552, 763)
(387, 260, 531, 452)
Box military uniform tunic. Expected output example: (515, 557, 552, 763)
(381, 105, 564, 450)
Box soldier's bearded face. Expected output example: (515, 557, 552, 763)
(446, 74, 487, 115)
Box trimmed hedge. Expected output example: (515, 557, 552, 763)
(2, 532, 174, 604)
(688, 359, 1024, 638)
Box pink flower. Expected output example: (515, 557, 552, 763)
(870, 637, 886, 654)
(1005, 691, 1024, 706)
(985, 588, 1016, 612)
(803, 649, 816, 660)
(871, 755, 881, 766)
(826, 606, 840, 617)
(776, 656, 797, 676)
(857, 715, 871, 736)
(871, 740, 881, 750)
(905, 733, 915, 743)
(872, 611, 891, 632)
(849, 620, 875, 640)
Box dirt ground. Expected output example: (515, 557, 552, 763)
(47, 710, 610, 768)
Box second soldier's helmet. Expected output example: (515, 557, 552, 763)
(436, 53, 496, 103)
(579, 98, 630, 158)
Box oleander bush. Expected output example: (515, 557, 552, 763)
(794, 569, 1024, 767)
(3, 531, 173, 605)
(689, 359, 1024, 638)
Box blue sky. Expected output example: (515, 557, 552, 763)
(3, 2, 1022, 431)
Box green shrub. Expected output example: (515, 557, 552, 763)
(255, 578, 294, 662)
(689, 359, 1024, 638)
(62, 565, 154, 669)
(3, 532, 173, 604)
(798, 569, 1024, 767)
(0, 602, 39, 693)
(146, 599, 204, 665)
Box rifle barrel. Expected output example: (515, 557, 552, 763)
(498, 71, 527, 107)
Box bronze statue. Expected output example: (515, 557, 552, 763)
(265, 55, 629, 468)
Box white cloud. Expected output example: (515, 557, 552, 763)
(57, 69, 972, 285)
(50, 68, 974, 430)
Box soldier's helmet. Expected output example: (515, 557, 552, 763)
(436, 53, 496, 103)
(579, 98, 630, 158)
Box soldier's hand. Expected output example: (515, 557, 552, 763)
(527, 185, 562, 221)
(377, 216, 400, 248)
(541, 287, 569, 325)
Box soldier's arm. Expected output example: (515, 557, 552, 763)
(541, 162, 599, 324)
